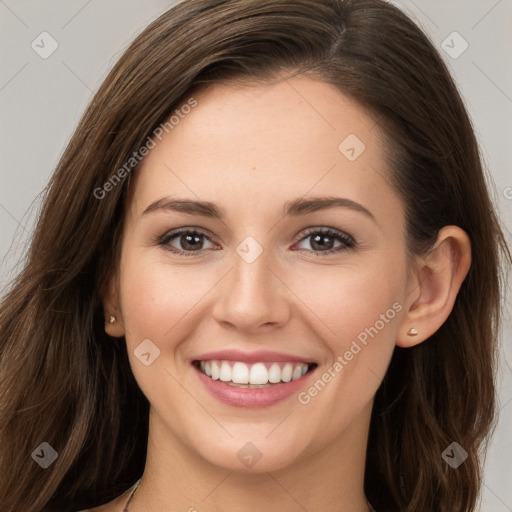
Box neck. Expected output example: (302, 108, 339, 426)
(129, 402, 373, 512)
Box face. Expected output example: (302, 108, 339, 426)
(110, 76, 411, 473)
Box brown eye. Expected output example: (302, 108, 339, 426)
(159, 229, 216, 256)
(294, 228, 355, 255)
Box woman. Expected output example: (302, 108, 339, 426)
(0, 0, 509, 511)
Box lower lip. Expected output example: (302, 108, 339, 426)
(193, 364, 316, 409)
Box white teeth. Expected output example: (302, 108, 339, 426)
(281, 363, 293, 382)
(249, 363, 268, 385)
(210, 361, 220, 380)
(268, 363, 281, 383)
(219, 361, 232, 382)
(232, 362, 249, 384)
(197, 360, 311, 385)
(292, 365, 303, 380)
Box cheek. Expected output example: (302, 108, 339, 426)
(294, 257, 405, 349)
(290, 262, 404, 428)
(116, 254, 220, 412)
(118, 250, 218, 357)
(120, 270, 179, 333)
(289, 254, 406, 412)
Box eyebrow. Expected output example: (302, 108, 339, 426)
(141, 196, 375, 222)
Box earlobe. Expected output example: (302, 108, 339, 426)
(104, 312, 125, 337)
(396, 226, 471, 348)
(102, 276, 126, 338)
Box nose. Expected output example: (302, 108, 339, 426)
(212, 246, 291, 333)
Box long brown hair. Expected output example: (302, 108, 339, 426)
(0, 1, 509, 511)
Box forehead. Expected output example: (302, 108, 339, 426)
(127, 77, 402, 224)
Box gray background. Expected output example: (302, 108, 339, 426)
(0, 1, 511, 510)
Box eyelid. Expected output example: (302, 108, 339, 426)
(293, 226, 356, 246)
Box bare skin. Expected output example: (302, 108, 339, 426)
(90, 76, 471, 512)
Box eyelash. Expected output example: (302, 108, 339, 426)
(157, 227, 356, 257)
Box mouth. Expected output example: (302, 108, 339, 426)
(191, 355, 318, 408)
(192, 359, 318, 388)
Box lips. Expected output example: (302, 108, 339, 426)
(191, 349, 318, 408)
(193, 349, 315, 364)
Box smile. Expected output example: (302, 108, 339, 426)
(193, 360, 316, 387)
(191, 353, 318, 408)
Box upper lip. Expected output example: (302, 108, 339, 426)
(192, 349, 316, 364)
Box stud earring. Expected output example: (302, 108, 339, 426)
(108, 315, 116, 325)
(407, 328, 418, 336)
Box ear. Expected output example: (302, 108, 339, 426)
(396, 226, 471, 348)
(102, 273, 126, 338)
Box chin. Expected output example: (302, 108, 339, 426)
(192, 431, 309, 473)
